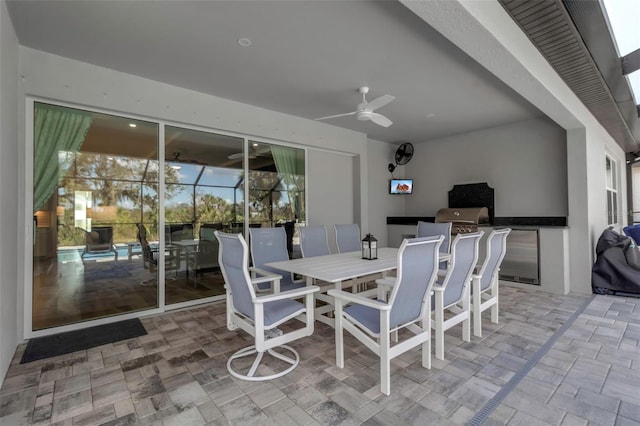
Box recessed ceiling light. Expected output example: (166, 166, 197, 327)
(129, 123, 137, 128)
(238, 38, 252, 47)
(252, 142, 259, 147)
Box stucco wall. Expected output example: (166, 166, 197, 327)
(0, 0, 20, 381)
(16, 47, 388, 339)
(404, 117, 567, 217)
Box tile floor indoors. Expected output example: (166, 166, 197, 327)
(1, 284, 639, 425)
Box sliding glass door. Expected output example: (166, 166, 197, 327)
(30, 101, 307, 333)
(32, 102, 159, 330)
(163, 126, 244, 304)
(248, 141, 305, 258)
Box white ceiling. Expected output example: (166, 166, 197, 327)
(7, 0, 544, 144)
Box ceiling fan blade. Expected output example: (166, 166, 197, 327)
(315, 111, 357, 121)
(369, 113, 393, 128)
(228, 150, 258, 160)
(366, 94, 395, 112)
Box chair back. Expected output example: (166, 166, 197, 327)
(215, 231, 256, 320)
(335, 224, 362, 253)
(477, 228, 511, 292)
(169, 223, 194, 241)
(136, 223, 155, 264)
(200, 223, 223, 240)
(250, 227, 297, 290)
(387, 236, 443, 328)
(440, 231, 483, 307)
(416, 221, 452, 254)
(299, 225, 331, 257)
(85, 226, 114, 251)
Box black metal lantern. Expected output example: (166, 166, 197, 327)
(362, 233, 378, 260)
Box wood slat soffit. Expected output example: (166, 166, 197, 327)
(500, 0, 639, 152)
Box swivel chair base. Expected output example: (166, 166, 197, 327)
(227, 344, 299, 381)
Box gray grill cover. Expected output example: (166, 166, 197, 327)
(592, 227, 640, 295)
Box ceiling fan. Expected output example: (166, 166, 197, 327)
(227, 145, 272, 160)
(169, 151, 207, 166)
(315, 86, 396, 128)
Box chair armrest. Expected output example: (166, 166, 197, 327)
(250, 272, 283, 287)
(249, 266, 278, 277)
(328, 289, 391, 310)
(375, 277, 395, 287)
(254, 285, 320, 303)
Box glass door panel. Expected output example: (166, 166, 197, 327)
(248, 141, 305, 258)
(32, 102, 159, 330)
(164, 126, 244, 304)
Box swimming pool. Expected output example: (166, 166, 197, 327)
(57, 245, 139, 263)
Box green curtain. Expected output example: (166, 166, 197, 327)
(271, 145, 304, 219)
(33, 103, 93, 212)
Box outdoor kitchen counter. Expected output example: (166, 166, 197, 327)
(387, 220, 570, 295)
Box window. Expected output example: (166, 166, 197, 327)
(31, 101, 307, 333)
(606, 155, 618, 225)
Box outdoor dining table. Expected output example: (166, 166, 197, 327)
(265, 247, 450, 327)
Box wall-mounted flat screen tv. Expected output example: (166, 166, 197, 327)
(389, 179, 413, 194)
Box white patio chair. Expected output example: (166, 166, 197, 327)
(334, 223, 362, 253)
(215, 231, 319, 381)
(417, 221, 452, 269)
(472, 228, 511, 337)
(335, 223, 382, 293)
(328, 235, 443, 396)
(299, 225, 331, 258)
(249, 227, 305, 292)
(432, 231, 483, 360)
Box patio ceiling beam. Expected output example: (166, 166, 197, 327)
(621, 48, 640, 76)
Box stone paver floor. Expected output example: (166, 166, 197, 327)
(1, 284, 639, 425)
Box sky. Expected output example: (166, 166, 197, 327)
(602, 0, 640, 103)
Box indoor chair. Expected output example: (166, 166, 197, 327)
(328, 235, 443, 396)
(188, 223, 223, 286)
(136, 223, 180, 285)
(417, 221, 452, 269)
(81, 226, 118, 263)
(249, 227, 305, 292)
(432, 231, 483, 360)
(299, 225, 331, 258)
(215, 231, 319, 381)
(472, 228, 511, 337)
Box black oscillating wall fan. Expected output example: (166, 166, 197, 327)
(388, 142, 414, 173)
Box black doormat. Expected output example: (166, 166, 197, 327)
(21, 318, 147, 364)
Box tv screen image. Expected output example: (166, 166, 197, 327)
(390, 179, 413, 194)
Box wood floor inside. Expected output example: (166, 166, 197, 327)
(32, 255, 225, 330)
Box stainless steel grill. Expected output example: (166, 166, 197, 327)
(435, 207, 489, 235)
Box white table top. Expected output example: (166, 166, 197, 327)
(170, 239, 199, 247)
(266, 247, 451, 285)
(266, 248, 401, 284)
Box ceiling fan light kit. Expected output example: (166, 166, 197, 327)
(315, 86, 395, 128)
